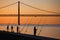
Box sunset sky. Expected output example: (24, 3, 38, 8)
(0, 0, 60, 39)
(0, 0, 60, 24)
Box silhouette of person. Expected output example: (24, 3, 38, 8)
(7, 25, 9, 32)
(34, 26, 36, 36)
(11, 26, 14, 32)
(17, 26, 19, 33)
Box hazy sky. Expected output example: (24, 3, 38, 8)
(0, 1, 60, 39)
(0, 0, 60, 14)
(0, 0, 60, 39)
(0, 0, 60, 24)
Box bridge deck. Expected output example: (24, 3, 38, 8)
(0, 24, 60, 27)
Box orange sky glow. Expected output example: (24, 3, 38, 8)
(0, 0, 60, 24)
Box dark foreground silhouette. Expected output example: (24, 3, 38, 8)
(0, 31, 59, 40)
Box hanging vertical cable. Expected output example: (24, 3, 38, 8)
(38, 17, 47, 36)
(36, 17, 42, 36)
(24, 17, 30, 33)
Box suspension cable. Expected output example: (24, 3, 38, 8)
(20, 1, 60, 14)
(20, 18, 29, 33)
(20, 26, 25, 32)
(24, 17, 31, 33)
(38, 17, 47, 36)
(0, 2, 17, 9)
(37, 17, 43, 36)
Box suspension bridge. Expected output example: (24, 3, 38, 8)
(0, 1, 60, 40)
